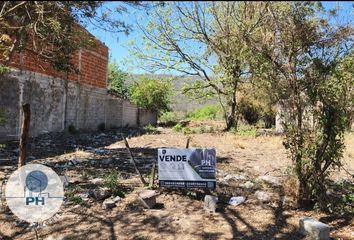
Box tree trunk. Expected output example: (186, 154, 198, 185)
(18, 104, 30, 168)
(225, 94, 237, 131)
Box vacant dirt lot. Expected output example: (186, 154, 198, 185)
(0, 126, 353, 240)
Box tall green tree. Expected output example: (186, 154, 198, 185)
(108, 60, 129, 99)
(130, 2, 257, 130)
(244, 2, 353, 208)
(130, 76, 171, 114)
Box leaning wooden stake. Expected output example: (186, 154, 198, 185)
(149, 159, 156, 188)
(186, 137, 190, 148)
(122, 135, 147, 186)
(18, 104, 30, 168)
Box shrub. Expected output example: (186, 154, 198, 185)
(104, 170, 125, 197)
(144, 124, 160, 134)
(159, 111, 182, 126)
(68, 125, 77, 134)
(130, 76, 172, 114)
(238, 98, 262, 125)
(172, 123, 183, 132)
(230, 124, 257, 137)
(98, 122, 105, 132)
(187, 104, 223, 120)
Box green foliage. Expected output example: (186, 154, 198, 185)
(66, 192, 84, 205)
(238, 99, 261, 125)
(0, 1, 142, 72)
(108, 61, 129, 98)
(129, 76, 172, 113)
(0, 64, 10, 75)
(103, 170, 125, 197)
(187, 105, 223, 120)
(97, 123, 105, 132)
(246, 2, 353, 208)
(143, 124, 160, 134)
(230, 125, 257, 137)
(159, 111, 182, 125)
(172, 123, 183, 133)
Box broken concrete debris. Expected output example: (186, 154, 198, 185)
(299, 217, 330, 240)
(138, 190, 157, 209)
(257, 175, 281, 186)
(204, 195, 218, 213)
(228, 196, 246, 206)
(254, 190, 272, 203)
(102, 196, 121, 209)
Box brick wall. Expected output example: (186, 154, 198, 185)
(7, 39, 108, 89)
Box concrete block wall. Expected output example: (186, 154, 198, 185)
(0, 70, 157, 142)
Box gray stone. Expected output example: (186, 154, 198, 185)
(257, 175, 281, 186)
(102, 198, 116, 210)
(241, 181, 254, 189)
(228, 196, 246, 206)
(90, 187, 110, 201)
(299, 217, 330, 240)
(255, 190, 272, 203)
(77, 193, 89, 201)
(204, 195, 218, 212)
(112, 196, 121, 203)
(102, 158, 113, 165)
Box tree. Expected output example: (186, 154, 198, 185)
(108, 60, 129, 99)
(129, 2, 256, 130)
(244, 2, 354, 208)
(129, 76, 171, 114)
(0, 1, 153, 73)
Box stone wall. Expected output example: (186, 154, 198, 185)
(0, 70, 157, 142)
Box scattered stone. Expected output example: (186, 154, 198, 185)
(102, 198, 116, 210)
(257, 175, 281, 186)
(299, 217, 330, 240)
(95, 149, 108, 155)
(138, 190, 157, 209)
(241, 181, 254, 189)
(100, 196, 121, 209)
(112, 196, 121, 203)
(60, 176, 70, 187)
(204, 195, 218, 212)
(90, 187, 110, 201)
(102, 158, 113, 165)
(89, 178, 104, 185)
(77, 193, 90, 202)
(255, 190, 271, 203)
(27, 156, 36, 161)
(228, 196, 246, 206)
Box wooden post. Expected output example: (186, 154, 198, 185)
(186, 137, 190, 148)
(18, 104, 30, 168)
(149, 159, 156, 188)
(122, 134, 147, 186)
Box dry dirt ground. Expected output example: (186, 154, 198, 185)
(0, 126, 353, 240)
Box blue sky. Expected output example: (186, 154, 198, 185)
(86, 1, 353, 74)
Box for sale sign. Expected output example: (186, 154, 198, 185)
(158, 148, 216, 189)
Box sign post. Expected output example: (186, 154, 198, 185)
(158, 148, 216, 189)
